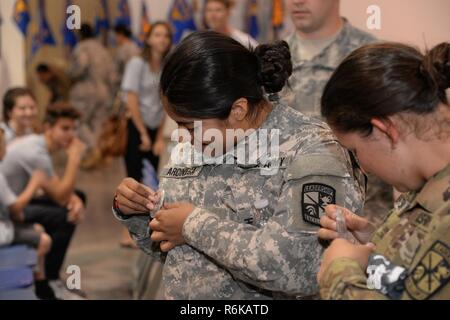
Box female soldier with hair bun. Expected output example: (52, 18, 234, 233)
(113, 31, 365, 299)
(318, 42, 450, 300)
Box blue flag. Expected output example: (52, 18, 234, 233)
(62, 0, 77, 51)
(168, 0, 197, 44)
(31, 0, 56, 56)
(95, 0, 110, 35)
(138, 1, 151, 47)
(115, 0, 131, 29)
(247, 0, 259, 39)
(13, 0, 30, 36)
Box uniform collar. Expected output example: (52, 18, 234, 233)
(287, 18, 356, 70)
(414, 163, 450, 213)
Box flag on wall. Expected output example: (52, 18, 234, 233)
(95, 0, 110, 35)
(272, 0, 284, 31)
(13, 0, 30, 36)
(247, 0, 259, 39)
(62, 0, 77, 51)
(168, 0, 197, 44)
(138, 1, 151, 46)
(115, 0, 131, 29)
(31, 0, 56, 56)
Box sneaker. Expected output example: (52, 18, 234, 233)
(49, 279, 87, 300)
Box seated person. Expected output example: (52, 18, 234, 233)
(1, 87, 39, 145)
(0, 127, 54, 299)
(0, 103, 87, 299)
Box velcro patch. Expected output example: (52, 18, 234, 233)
(301, 183, 336, 226)
(405, 241, 450, 300)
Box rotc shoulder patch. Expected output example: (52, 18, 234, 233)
(301, 183, 336, 226)
(405, 241, 450, 300)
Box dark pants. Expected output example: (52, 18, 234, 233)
(124, 120, 160, 182)
(23, 190, 87, 280)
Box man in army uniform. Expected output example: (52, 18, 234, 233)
(113, 99, 365, 299)
(281, 0, 390, 227)
(281, 0, 376, 118)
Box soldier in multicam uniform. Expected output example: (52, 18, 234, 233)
(281, 0, 389, 228)
(113, 31, 365, 299)
(317, 42, 450, 300)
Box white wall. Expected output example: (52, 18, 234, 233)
(0, 0, 26, 100)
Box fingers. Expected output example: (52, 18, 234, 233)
(324, 205, 370, 233)
(124, 178, 154, 198)
(149, 218, 162, 232)
(345, 212, 371, 232)
(150, 231, 165, 242)
(163, 202, 179, 210)
(116, 193, 149, 213)
(320, 215, 336, 231)
(160, 241, 176, 252)
(117, 180, 155, 212)
(317, 228, 339, 241)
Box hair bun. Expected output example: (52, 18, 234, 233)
(254, 41, 293, 94)
(422, 42, 450, 91)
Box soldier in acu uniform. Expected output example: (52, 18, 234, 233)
(317, 42, 450, 300)
(281, 0, 388, 228)
(113, 31, 365, 299)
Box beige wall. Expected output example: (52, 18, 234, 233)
(341, 0, 450, 48)
(1, 0, 449, 113)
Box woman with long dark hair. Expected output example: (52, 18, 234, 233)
(121, 21, 173, 182)
(113, 31, 365, 299)
(317, 42, 450, 300)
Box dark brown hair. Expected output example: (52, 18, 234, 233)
(321, 42, 450, 136)
(141, 21, 173, 63)
(44, 103, 81, 126)
(205, 0, 234, 9)
(2, 87, 36, 122)
(160, 31, 292, 120)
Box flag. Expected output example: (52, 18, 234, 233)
(138, 1, 151, 46)
(168, 0, 197, 44)
(272, 0, 284, 31)
(31, 0, 56, 56)
(95, 0, 110, 35)
(115, 0, 131, 29)
(13, 0, 30, 36)
(62, 0, 77, 51)
(247, 0, 259, 39)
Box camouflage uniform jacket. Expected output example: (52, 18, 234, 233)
(115, 101, 365, 299)
(320, 163, 450, 300)
(280, 18, 377, 119)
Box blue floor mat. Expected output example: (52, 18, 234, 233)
(0, 267, 34, 290)
(0, 245, 37, 270)
(0, 287, 37, 300)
